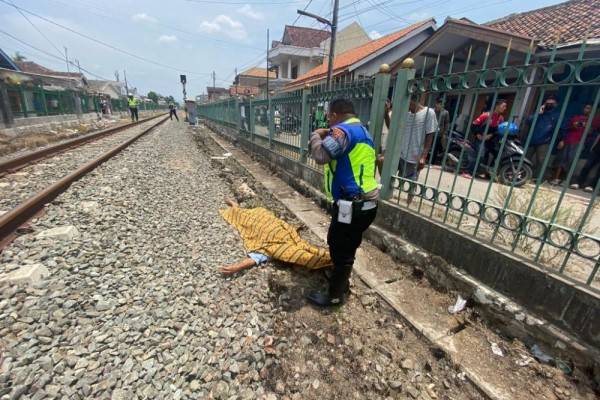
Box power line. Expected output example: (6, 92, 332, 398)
(6, 0, 65, 59)
(0, 29, 111, 80)
(46, 0, 265, 52)
(293, 0, 315, 26)
(185, 0, 305, 4)
(0, 0, 213, 76)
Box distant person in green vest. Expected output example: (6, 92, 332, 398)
(169, 103, 179, 121)
(127, 94, 139, 122)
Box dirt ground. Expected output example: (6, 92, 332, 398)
(194, 128, 599, 400)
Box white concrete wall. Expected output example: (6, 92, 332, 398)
(321, 22, 370, 55)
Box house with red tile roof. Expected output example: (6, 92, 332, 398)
(286, 19, 436, 90)
(269, 23, 371, 85)
(386, 0, 600, 135)
(230, 67, 276, 96)
(269, 26, 331, 83)
(486, 0, 600, 48)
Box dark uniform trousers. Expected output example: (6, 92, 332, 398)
(327, 206, 377, 298)
(129, 107, 139, 122)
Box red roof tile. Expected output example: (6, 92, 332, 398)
(280, 25, 331, 48)
(288, 19, 434, 87)
(15, 60, 84, 78)
(240, 67, 276, 79)
(486, 0, 600, 46)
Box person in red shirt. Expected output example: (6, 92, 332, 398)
(468, 99, 507, 176)
(552, 104, 600, 185)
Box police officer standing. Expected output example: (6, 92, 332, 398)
(127, 93, 139, 122)
(307, 98, 378, 307)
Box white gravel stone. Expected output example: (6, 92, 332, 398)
(0, 263, 49, 285)
(0, 122, 274, 399)
(35, 225, 80, 241)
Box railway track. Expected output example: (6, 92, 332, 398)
(0, 115, 169, 248)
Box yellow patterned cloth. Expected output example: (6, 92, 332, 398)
(220, 206, 332, 270)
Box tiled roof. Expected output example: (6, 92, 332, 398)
(15, 61, 84, 78)
(486, 0, 600, 46)
(289, 19, 434, 87)
(281, 25, 331, 48)
(240, 67, 276, 79)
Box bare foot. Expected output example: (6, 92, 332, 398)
(219, 258, 256, 275)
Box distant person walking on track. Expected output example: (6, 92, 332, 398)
(307, 98, 378, 307)
(127, 94, 139, 122)
(169, 103, 179, 121)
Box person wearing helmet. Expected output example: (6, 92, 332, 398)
(127, 93, 139, 122)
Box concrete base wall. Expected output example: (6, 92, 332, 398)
(0, 111, 134, 138)
(203, 120, 600, 360)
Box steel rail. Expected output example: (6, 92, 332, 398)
(0, 113, 166, 175)
(0, 116, 169, 248)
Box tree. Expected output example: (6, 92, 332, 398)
(147, 91, 159, 104)
(166, 95, 175, 104)
(13, 52, 26, 62)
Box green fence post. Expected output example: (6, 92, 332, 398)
(268, 92, 275, 148)
(249, 95, 255, 142)
(18, 84, 28, 118)
(300, 85, 311, 163)
(369, 64, 392, 152)
(40, 87, 48, 115)
(380, 58, 415, 200)
(58, 92, 65, 115)
(234, 96, 241, 132)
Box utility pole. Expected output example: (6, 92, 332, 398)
(114, 70, 120, 82)
(266, 28, 270, 100)
(327, 0, 339, 90)
(64, 46, 70, 73)
(212, 71, 216, 89)
(123, 69, 129, 95)
(75, 59, 82, 74)
(297, 0, 339, 90)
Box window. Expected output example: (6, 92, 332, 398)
(291, 66, 298, 79)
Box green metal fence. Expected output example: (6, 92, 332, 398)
(198, 40, 600, 291)
(5, 84, 166, 119)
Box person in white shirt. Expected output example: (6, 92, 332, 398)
(380, 94, 438, 181)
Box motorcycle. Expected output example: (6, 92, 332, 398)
(443, 122, 533, 187)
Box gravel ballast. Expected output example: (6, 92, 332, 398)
(0, 120, 276, 399)
(0, 117, 165, 212)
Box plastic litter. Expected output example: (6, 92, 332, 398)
(516, 355, 533, 367)
(530, 344, 553, 363)
(448, 295, 467, 314)
(490, 342, 504, 357)
(530, 344, 573, 375)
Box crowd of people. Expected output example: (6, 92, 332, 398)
(379, 94, 600, 193)
(219, 94, 599, 309)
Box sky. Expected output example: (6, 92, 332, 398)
(0, 0, 563, 100)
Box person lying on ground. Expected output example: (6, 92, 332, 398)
(219, 199, 332, 275)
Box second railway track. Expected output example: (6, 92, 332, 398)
(0, 115, 169, 247)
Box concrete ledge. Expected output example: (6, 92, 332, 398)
(202, 120, 600, 362)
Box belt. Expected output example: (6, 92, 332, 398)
(335, 199, 378, 211)
(361, 200, 378, 211)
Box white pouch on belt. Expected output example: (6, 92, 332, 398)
(337, 200, 353, 224)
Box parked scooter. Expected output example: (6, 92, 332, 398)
(443, 122, 533, 187)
